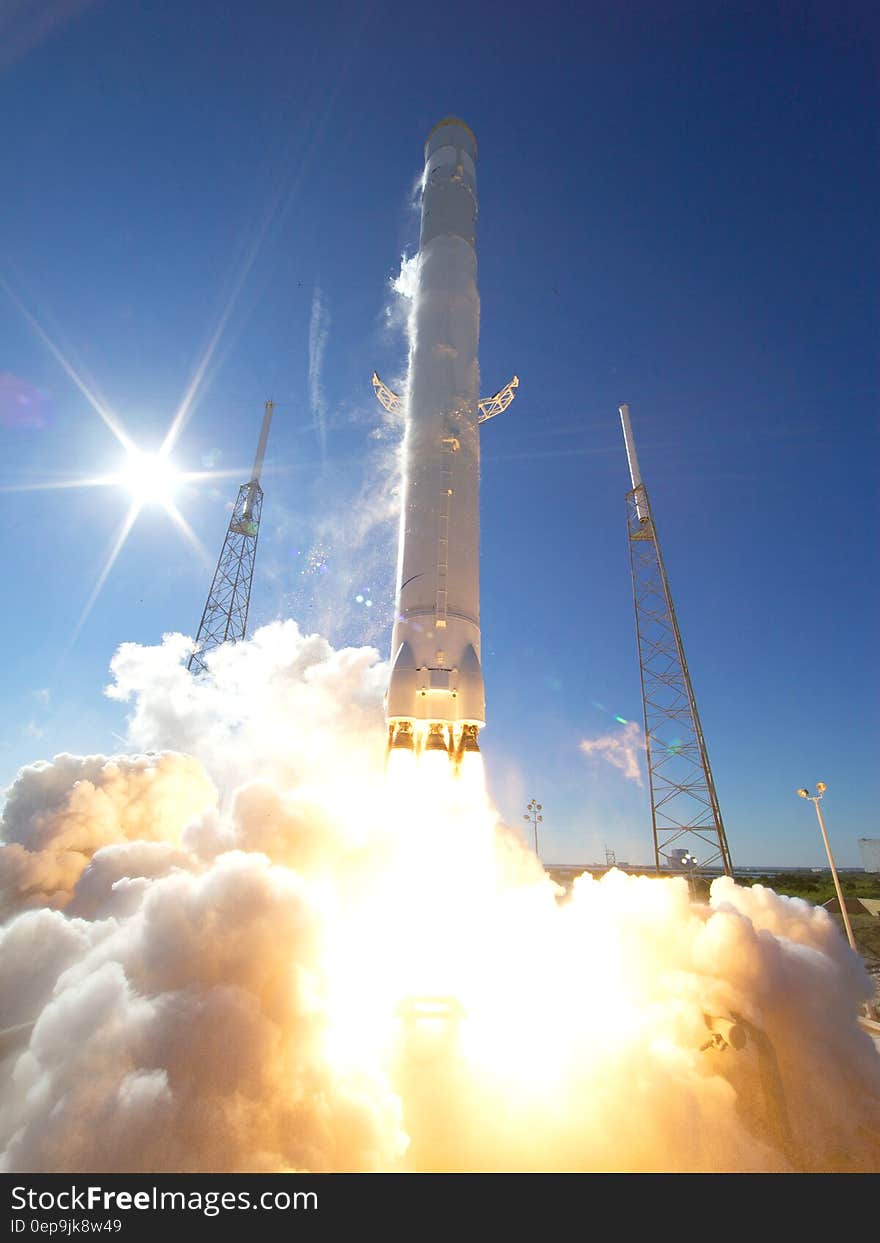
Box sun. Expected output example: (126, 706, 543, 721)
(115, 450, 180, 505)
(0, 277, 253, 641)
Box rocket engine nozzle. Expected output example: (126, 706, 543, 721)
(457, 723, 480, 757)
(385, 719, 482, 771)
(389, 721, 415, 752)
(424, 723, 451, 754)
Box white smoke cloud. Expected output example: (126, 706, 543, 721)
(1, 624, 878, 1174)
(0, 851, 407, 1173)
(391, 253, 420, 303)
(0, 751, 215, 920)
(0, 623, 417, 1171)
(580, 720, 644, 786)
(383, 252, 419, 343)
(308, 286, 330, 462)
(104, 620, 388, 793)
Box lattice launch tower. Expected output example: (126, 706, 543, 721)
(187, 399, 275, 675)
(620, 403, 733, 875)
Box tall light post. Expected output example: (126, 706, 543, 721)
(797, 783, 858, 953)
(524, 799, 543, 857)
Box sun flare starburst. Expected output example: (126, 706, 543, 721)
(0, 278, 253, 640)
(114, 449, 180, 506)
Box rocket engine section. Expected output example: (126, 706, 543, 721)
(373, 118, 518, 764)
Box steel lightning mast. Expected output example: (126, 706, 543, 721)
(187, 399, 275, 675)
(620, 403, 733, 876)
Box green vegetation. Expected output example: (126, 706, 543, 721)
(738, 872, 880, 905)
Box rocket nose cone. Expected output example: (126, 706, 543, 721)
(425, 116, 477, 162)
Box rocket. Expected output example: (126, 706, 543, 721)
(373, 118, 518, 763)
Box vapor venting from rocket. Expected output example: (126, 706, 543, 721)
(1, 622, 878, 1173)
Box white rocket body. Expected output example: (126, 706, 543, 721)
(386, 120, 485, 749)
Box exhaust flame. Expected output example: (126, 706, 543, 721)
(0, 624, 878, 1172)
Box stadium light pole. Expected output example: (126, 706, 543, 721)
(797, 783, 857, 953)
(524, 799, 543, 858)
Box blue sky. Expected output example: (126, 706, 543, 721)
(1, 0, 877, 866)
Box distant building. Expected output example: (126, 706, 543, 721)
(859, 839, 880, 873)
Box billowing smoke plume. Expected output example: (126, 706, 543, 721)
(1, 622, 878, 1173)
(105, 621, 388, 793)
(0, 751, 214, 920)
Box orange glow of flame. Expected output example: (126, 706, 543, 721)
(312, 752, 880, 1172)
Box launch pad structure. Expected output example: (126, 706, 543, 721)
(620, 403, 733, 876)
(187, 399, 275, 675)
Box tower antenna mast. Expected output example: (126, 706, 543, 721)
(620, 403, 733, 876)
(187, 399, 275, 675)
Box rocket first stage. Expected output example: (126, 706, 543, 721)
(373, 118, 519, 762)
